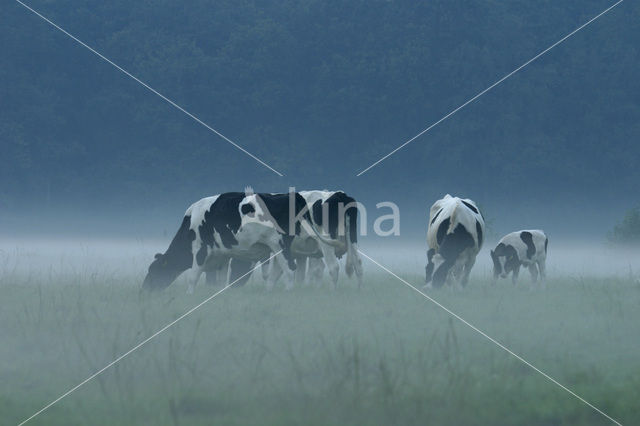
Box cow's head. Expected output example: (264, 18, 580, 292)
(425, 249, 450, 288)
(490, 243, 519, 279)
(142, 253, 183, 290)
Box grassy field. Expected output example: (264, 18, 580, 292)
(1, 257, 639, 425)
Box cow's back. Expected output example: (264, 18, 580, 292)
(427, 195, 484, 252)
(499, 230, 547, 263)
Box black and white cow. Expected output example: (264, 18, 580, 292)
(298, 190, 363, 287)
(258, 190, 364, 288)
(490, 230, 548, 285)
(425, 194, 485, 288)
(142, 191, 324, 292)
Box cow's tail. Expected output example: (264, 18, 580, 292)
(448, 203, 459, 234)
(345, 206, 363, 286)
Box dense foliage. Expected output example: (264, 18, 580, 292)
(1, 1, 638, 216)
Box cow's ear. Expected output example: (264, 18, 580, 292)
(154, 253, 162, 259)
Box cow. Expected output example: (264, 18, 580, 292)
(259, 190, 364, 288)
(142, 191, 330, 292)
(425, 194, 485, 289)
(490, 230, 548, 285)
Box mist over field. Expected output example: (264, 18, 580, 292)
(3, 236, 640, 282)
(2, 237, 640, 425)
(2, 0, 640, 425)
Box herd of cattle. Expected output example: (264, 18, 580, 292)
(142, 191, 548, 292)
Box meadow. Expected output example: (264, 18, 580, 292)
(1, 240, 639, 425)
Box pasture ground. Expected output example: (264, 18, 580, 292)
(1, 249, 639, 425)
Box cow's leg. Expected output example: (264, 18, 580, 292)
(349, 243, 364, 288)
(511, 265, 521, 285)
(308, 257, 325, 285)
(528, 263, 539, 284)
(186, 266, 204, 294)
(229, 258, 254, 286)
(537, 258, 547, 288)
(266, 259, 283, 290)
(538, 258, 547, 280)
(320, 244, 339, 288)
(276, 236, 296, 290)
(261, 256, 271, 281)
(294, 256, 307, 286)
(266, 243, 293, 290)
(447, 266, 460, 292)
(205, 258, 229, 286)
(205, 269, 219, 286)
(454, 264, 465, 291)
(461, 255, 476, 287)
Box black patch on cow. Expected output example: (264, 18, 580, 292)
(430, 208, 442, 225)
(199, 192, 246, 250)
(436, 218, 450, 246)
(142, 215, 196, 290)
(432, 223, 474, 288)
(258, 192, 312, 270)
(461, 200, 478, 214)
(476, 220, 483, 248)
(425, 248, 436, 283)
(439, 223, 474, 261)
(503, 245, 520, 273)
(520, 231, 536, 259)
(241, 203, 255, 215)
(279, 234, 297, 270)
(229, 258, 253, 286)
(258, 192, 310, 236)
(493, 243, 520, 275)
(312, 200, 324, 227)
(312, 192, 359, 244)
(545, 237, 548, 253)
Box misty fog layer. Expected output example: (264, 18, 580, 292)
(3, 237, 639, 283)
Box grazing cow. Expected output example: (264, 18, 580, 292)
(301, 190, 363, 287)
(142, 191, 324, 292)
(491, 230, 548, 285)
(264, 190, 364, 288)
(425, 194, 485, 288)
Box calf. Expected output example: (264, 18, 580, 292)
(425, 194, 485, 288)
(491, 230, 548, 285)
